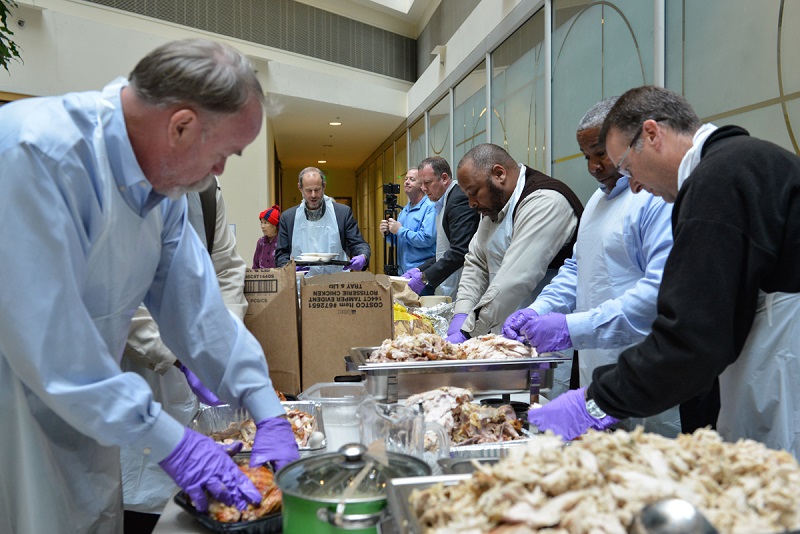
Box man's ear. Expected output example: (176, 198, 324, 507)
(167, 109, 200, 148)
(491, 163, 506, 184)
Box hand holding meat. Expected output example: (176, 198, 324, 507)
(249, 417, 300, 472)
(518, 312, 572, 351)
(527, 388, 618, 440)
(402, 267, 425, 294)
(178, 363, 224, 406)
(501, 308, 538, 342)
(159, 428, 262, 513)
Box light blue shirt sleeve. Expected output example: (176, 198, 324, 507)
(530, 250, 579, 315)
(565, 194, 673, 349)
(396, 197, 437, 273)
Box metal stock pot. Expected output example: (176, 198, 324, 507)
(275, 443, 430, 533)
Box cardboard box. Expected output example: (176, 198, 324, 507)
(300, 272, 393, 389)
(243, 264, 301, 395)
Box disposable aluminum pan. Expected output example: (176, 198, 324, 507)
(190, 401, 327, 452)
(346, 347, 570, 403)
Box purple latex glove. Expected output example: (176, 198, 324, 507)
(345, 254, 368, 271)
(520, 312, 573, 352)
(447, 313, 467, 337)
(445, 313, 468, 343)
(296, 265, 310, 273)
(527, 388, 619, 441)
(501, 308, 539, 342)
(159, 428, 262, 513)
(177, 363, 223, 406)
(445, 331, 468, 344)
(402, 268, 425, 294)
(250, 417, 300, 472)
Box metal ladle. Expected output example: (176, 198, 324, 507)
(630, 499, 718, 534)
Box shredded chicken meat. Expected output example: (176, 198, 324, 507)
(369, 333, 535, 363)
(208, 464, 282, 522)
(211, 408, 316, 449)
(409, 428, 800, 533)
(405, 387, 524, 448)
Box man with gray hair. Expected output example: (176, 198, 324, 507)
(529, 86, 800, 460)
(0, 38, 298, 533)
(502, 97, 680, 437)
(276, 166, 370, 275)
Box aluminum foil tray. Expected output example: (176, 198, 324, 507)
(190, 401, 327, 452)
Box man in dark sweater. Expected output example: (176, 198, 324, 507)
(529, 86, 800, 460)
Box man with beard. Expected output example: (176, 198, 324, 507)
(0, 38, 298, 534)
(276, 167, 370, 276)
(446, 144, 583, 342)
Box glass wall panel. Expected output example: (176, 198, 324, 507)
(552, 0, 654, 204)
(454, 60, 488, 167)
(666, 0, 800, 155)
(409, 117, 426, 168)
(428, 95, 452, 165)
(491, 10, 546, 171)
(395, 134, 408, 179)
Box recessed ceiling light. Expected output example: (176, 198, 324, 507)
(318, 160, 327, 163)
(329, 121, 341, 126)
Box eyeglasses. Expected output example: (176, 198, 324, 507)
(616, 126, 643, 178)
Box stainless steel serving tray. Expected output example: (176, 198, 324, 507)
(190, 401, 327, 452)
(346, 347, 570, 403)
(347, 346, 570, 371)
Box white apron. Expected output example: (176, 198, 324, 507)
(574, 188, 680, 437)
(291, 196, 346, 276)
(435, 185, 461, 299)
(0, 85, 163, 533)
(717, 291, 800, 459)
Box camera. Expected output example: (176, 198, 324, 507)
(382, 183, 402, 276)
(383, 183, 400, 213)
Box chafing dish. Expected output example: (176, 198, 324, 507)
(345, 347, 570, 403)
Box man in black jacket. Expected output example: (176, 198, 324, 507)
(402, 156, 480, 298)
(276, 167, 370, 275)
(529, 86, 800, 460)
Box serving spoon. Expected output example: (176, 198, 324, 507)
(629, 499, 718, 534)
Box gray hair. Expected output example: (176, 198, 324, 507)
(457, 143, 517, 174)
(418, 156, 452, 180)
(298, 167, 326, 187)
(599, 86, 701, 144)
(577, 96, 619, 131)
(129, 38, 265, 114)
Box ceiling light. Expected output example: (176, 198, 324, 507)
(329, 116, 342, 126)
(318, 160, 327, 164)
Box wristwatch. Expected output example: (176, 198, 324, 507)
(419, 271, 429, 285)
(585, 398, 608, 419)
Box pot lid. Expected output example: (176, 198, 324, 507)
(276, 443, 431, 503)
